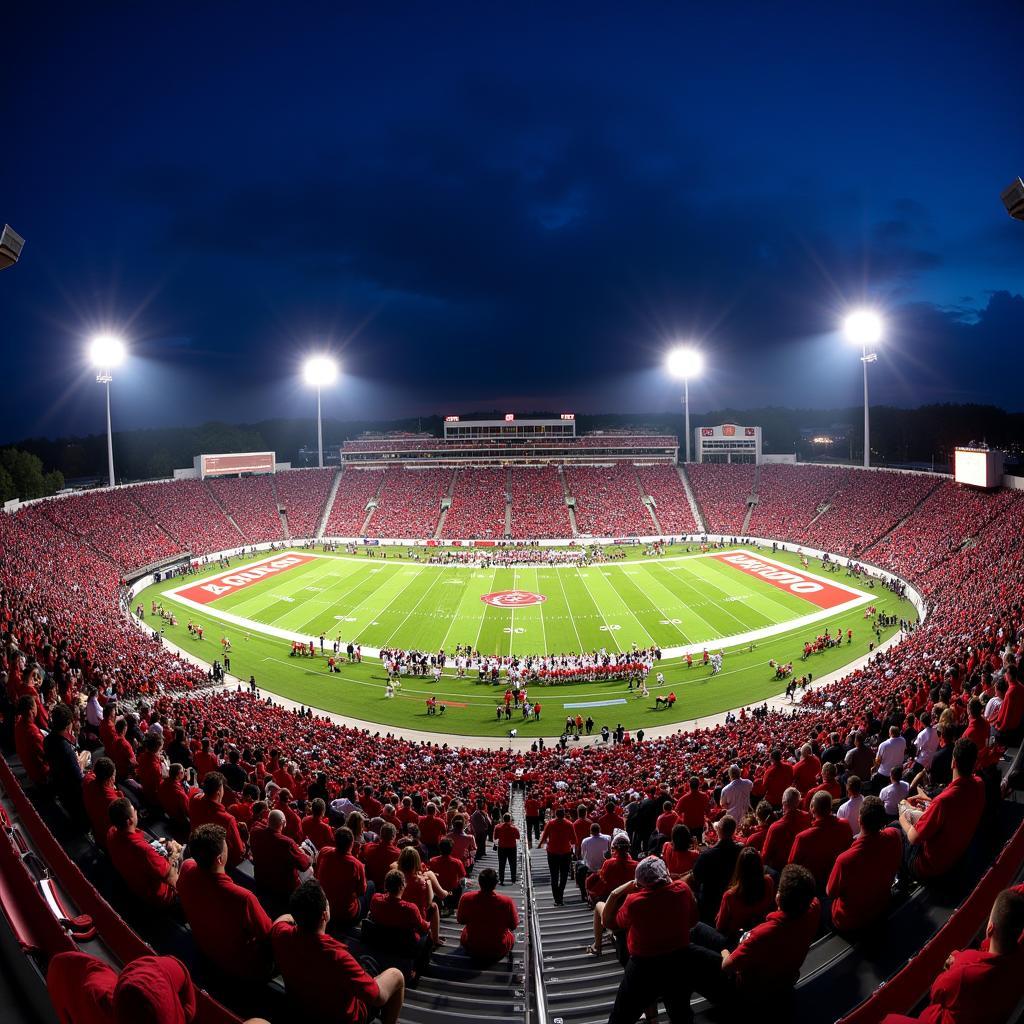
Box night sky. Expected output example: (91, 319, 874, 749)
(3, 2, 1023, 443)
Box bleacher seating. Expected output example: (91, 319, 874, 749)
(636, 464, 698, 533)
(565, 464, 652, 535)
(747, 463, 848, 540)
(365, 467, 450, 538)
(273, 467, 336, 539)
(687, 462, 756, 534)
(134, 478, 244, 555)
(323, 467, 384, 536)
(509, 466, 572, 539)
(441, 468, 508, 538)
(206, 475, 284, 544)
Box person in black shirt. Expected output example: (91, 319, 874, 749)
(220, 748, 248, 793)
(43, 704, 90, 827)
(691, 815, 742, 922)
(165, 727, 193, 769)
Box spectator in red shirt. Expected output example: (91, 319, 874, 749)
(13, 694, 48, 787)
(428, 838, 467, 913)
(106, 718, 137, 782)
(524, 794, 543, 845)
(899, 738, 985, 880)
(457, 867, 520, 961)
(106, 797, 181, 907)
(494, 812, 521, 885)
(46, 950, 117, 1024)
(136, 731, 166, 804)
(250, 808, 311, 912)
(445, 815, 477, 871)
(187, 772, 245, 868)
(367, 869, 432, 972)
(743, 801, 775, 853)
(661, 824, 698, 879)
(364, 822, 402, 889)
(193, 737, 219, 781)
(597, 799, 626, 837)
(600, 856, 697, 1024)
(788, 790, 854, 890)
(654, 800, 679, 843)
(993, 667, 1024, 744)
(880, 889, 1024, 1024)
(713, 846, 776, 946)
(302, 798, 335, 851)
(113, 954, 198, 1024)
(418, 802, 446, 855)
(177, 823, 273, 982)
(157, 764, 192, 832)
(761, 749, 795, 808)
(802, 761, 842, 810)
(539, 807, 577, 905)
(573, 803, 594, 849)
(82, 756, 119, 851)
(827, 796, 902, 933)
(674, 777, 711, 833)
(317, 826, 371, 926)
(762, 788, 812, 873)
(272, 879, 405, 1024)
(792, 744, 822, 794)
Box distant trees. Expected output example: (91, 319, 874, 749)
(0, 448, 64, 502)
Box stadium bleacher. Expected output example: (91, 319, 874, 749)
(273, 467, 337, 539)
(636, 464, 699, 534)
(366, 467, 451, 538)
(207, 475, 284, 544)
(323, 467, 385, 537)
(2, 464, 1023, 1024)
(509, 466, 572, 539)
(441, 468, 508, 539)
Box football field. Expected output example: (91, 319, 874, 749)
(161, 546, 867, 657)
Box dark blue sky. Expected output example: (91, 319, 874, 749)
(2, 2, 1023, 442)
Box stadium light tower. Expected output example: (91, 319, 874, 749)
(89, 334, 126, 488)
(666, 346, 704, 463)
(843, 310, 883, 469)
(303, 355, 339, 468)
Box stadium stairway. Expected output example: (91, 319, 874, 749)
(359, 474, 387, 537)
(740, 465, 760, 535)
(315, 468, 342, 539)
(633, 467, 663, 535)
(202, 480, 247, 542)
(677, 465, 706, 534)
(505, 468, 513, 538)
(561, 469, 579, 537)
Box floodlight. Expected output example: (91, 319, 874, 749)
(303, 355, 338, 387)
(665, 346, 704, 380)
(89, 334, 126, 369)
(843, 310, 883, 348)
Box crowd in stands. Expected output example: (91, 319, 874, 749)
(365, 468, 450, 538)
(509, 466, 572, 538)
(274, 468, 336, 539)
(135, 478, 244, 555)
(323, 468, 384, 537)
(441, 468, 508, 538)
(686, 462, 755, 534)
(3, 465, 1024, 1023)
(636, 465, 698, 534)
(567, 465, 654, 536)
(207, 475, 284, 544)
(342, 435, 677, 455)
(747, 464, 848, 541)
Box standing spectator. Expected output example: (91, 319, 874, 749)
(787, 790, 854, 891)
(82, 756, 119, 851)
(457, 867, 520, 961)
(719, 765, 753, 822)
(43, 703, 90, 826)
(762, 789, 812, 874)
(692, 815, 742, 921)
(272, 880, 406, 1024)
(538, 807, 577, 906)
(494, 813, 520, 885)
(470, 799, 493, 860)
(872, 726, 907, 793)
(364, 823, 402, 890)
(524, 792, 543, 846)
(837, 776, 865, 837)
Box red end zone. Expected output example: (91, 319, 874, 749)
(710, 552, 858, 609)
(172, 553, 318, 605)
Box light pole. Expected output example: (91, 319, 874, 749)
(89, 334, 126, 487)
(666, 346, 705, 463)
(303, 355, 339, 468)
(843, 311, 883, 469)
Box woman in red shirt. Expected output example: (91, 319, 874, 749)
(396, 846, 446, 946)
(662, 824, 698, 879)
(714, 847, 775, 946)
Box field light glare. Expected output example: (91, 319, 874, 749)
(665, 346, 704, 380)
(843, 310, 884, 348)
(89, 334, 126, 368)
(303, 355, 339, 387)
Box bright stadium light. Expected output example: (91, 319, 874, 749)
(843, 310, 884, 469)
(303, 355, 339, 468)
(89, 333, 127, 487)
(665, 345, 704, 463)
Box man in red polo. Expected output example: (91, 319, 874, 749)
(187, 771, 246, 868)
(762, 788, 811, 873)
(272, 879, 406, 1024)
(316, 826, 370, 925)
(788, 790, 853, 890)
(899, 739, 984, 880)
(457, 866, 519, 960)
(106, 798, 181, 907)
(251, 808, 311, 908)
(538, 807, 577, 905)
(761, 749, 795, 808)
(827, 796, 902, 932)
(177, 823, 273, 981)
(363, 822, 401, 889)
(494, 812, 521, 886)
(674, 777, 711, 833)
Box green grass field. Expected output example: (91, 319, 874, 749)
(138, 544, 916, 737)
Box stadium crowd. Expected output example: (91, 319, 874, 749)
(207, 476, 285, 544)
(441, 468, 508, 539)
(567, 465, 654, 536)
(635, 465, 698, 534)
(509, 466, 573, 539)
(686, 462, 755, 535)
(366, 468, 450, 538)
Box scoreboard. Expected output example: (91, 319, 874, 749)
(695, 424, 762, 464)
(198, 452, 276, 478)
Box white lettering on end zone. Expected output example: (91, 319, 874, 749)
(712, 551, 859, 610)
(174, 554, 315, 605)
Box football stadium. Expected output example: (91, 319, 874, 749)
(3, 8, 1024, 1024)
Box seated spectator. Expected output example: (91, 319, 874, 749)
(136, 731, 166, 804)
(106, 797, 181, 907)
(827, 796, 902, 933)
(457, 866, 520, 961)
(316, 826, 371, 926)
(106, 717, 137, 783)
(788, 790, 853, 891)
(662, 824, 698, 879)
(713, 846, 776, 946)
(899, 738, 984, 880)
(689, 864, 820, 1009)
(395, 846, 446, 947)
(447, 814, 478, 871)
(366, 869, 432, 972)
(157, 763, 191, 830)
(272, 879, 406, 1024)
(599, 856, 697, 1024)
(82, 756, 119, 851)
(879, 765, 910, 819)
(880, 889, 1024, 1024)
(428, 837, 467, 913)
(250, 808, 311, 911)
(302, 798, 335, 851)
(993, 665, 1024, 744)
(364, 822, 401, 890)
(587, 834, 639, 952)
(762, 789, 812, 873)
(46, 950, 117, 1024)
(742, 801, 775, 852)
(177, 823, 273, 982)
(802, 762, 842, 809)
(187, 771, 245, 868)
